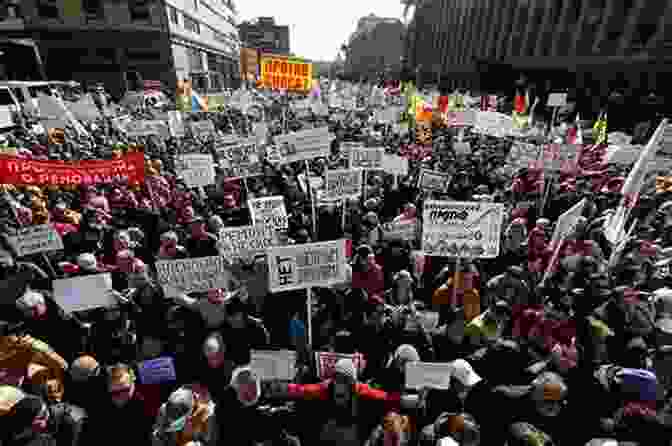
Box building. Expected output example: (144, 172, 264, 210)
(344, 14, 404, 81)
(406, 0, 671, 105)
(0, 0, 240, 99)
(238, 17, 290, 56)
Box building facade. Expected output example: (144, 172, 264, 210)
(407, 0, 672, 101)
(344, 14, 404, 81)
(0, 0, 240, 99)
(238, 17, 290, 56)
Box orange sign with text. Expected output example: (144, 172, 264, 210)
(259, 55, 312, 91)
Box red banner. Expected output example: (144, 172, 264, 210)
(0, 153, 145, 186)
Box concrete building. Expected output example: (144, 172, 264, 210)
(344, 14, 404, 81)
(406, 0, 672, 103)
(0, 0, 240, 99)
(238, 17, 290, 56)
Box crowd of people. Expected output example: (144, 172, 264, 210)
(0, 80, 670, 446)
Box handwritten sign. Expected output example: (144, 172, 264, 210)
(219, 225, 275, 260)
(189, 120, 215, 139)
(138, 357, 176, 385)
(324, 169, 362, 200)
(176, 154, 215, 187)
(53, 273, 114, 313)
(267, 240, 347, 292)
(155, 256, 233, 297)
(9, 224, 63, 257)
(248, 196, 288, 231)
(273, 127, 332, 164)
(217, 136, 263, 178)
(124, 120, 168, 138)
(422, 201, 505, 258)
(350, 147, 384, 170)
(250, 350, 296, 381)
(315, 351, 367, 380)
(547, 92, 568, 107)
(405, 361, 452, 390)
(418, 169, 451, 192)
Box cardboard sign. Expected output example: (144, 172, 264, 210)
(219, 225, 276, 260)
(349, 147, 384, 170)
(248, 196, 288, 231)
(189, 120, 216, 139)
(250, 350, 296, 381)
(155, 256, 233, 297)
(176, 154, 215, 187)
(124, 120, 168, 138)
(9, 224, 64, 257)
(324, 169, 362, 200)
(217, 136, 263, 178)
(422, 201, 505, 258)
(547, 92, 568, 107)
(315, 351, 366, 380)
(167, 111, 185, 137)
(418, 169, 451, 192)
(138, 357, 176, 385)
(405, 361, 452, 390)
(273, 127, 332, 164)
(267, 240, 347, 292)
(53, 273, 114, 313)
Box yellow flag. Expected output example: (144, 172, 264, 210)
(593, 112, 607, 145)
(63, 0, 82, 17)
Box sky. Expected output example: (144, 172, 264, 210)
(236, 0, 405, 62)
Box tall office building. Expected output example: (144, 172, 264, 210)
(0, 0, 240, 98)
(238, 17, 290, 56)
(406, 0, 671, 100)
(344, 14, 404, 80)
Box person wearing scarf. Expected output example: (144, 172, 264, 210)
(152, 386, 216, 446)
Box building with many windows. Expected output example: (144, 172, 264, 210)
(344, 14, 404, 81)
(0, 0, 240, 99)
(238, 17, 290, 56)
(406, 0, 671, 104)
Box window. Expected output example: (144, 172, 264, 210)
(183, 14, 200, 34)
(168, 5, 178, 25)
(37, 0, 58, 19)
(129, 0, 150, 21)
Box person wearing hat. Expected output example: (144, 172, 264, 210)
(214, 366, 266, 446)
(419, 412, 481, 446)
(152, 386, 216, 446)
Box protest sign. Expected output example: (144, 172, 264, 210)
(324, 169, 362, 200)
(167, 111, 185, 137)
(405, 361, 452, 390)
(375, 106, 401, 123)
(66, 94, 100, 121)
(155, 256, 233, 297)
(660, 122, 672, 156)
(250, 350, 296, 381)
(273, 127, 332, 164)
(315, 352, 366, 380)
(216, 136, 263, 178)
(189, 120, 216, 139)
(138, 357, 176, 385)
(383, 221, 419, 248)
(446, 110, 476, 128)
(175, 154, 215, 187)
(382, 154, 409, 176)
(422, 201, 505, 258)
(474, 111, 515, 137)
(311, 102, 329, 117)
(418, 169, 451, 192)
(267, 240, 347, 292)
(124, 120, 169, 138)
(248, 196, 289, 231)
(259, 55, 312, 91)
(53, 273, 114, 313)
(9, 225, 63, 257)
(0, 108, 13, 128)
(454, 141, 471, 155)
(349, 147, 384, 170)
(605, 145, 642, 165)
(0, 153, 145, 186)
(547, 93, 568, 107)
(219, 225, 275, 260)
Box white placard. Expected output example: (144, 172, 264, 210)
(422, 201, 505, 258)
(248, 196, 288, 232)
(155, 256, 233, 297)
(9, 224, 64, 257)
(176, 154, 215, 187)
(454, 141, 471, 155)
(418, 169, 451, 192)
(219, 225, 276, 260)
(273, 127, 333, 164)
(349, 147, 384, 170)
(0, 108, 14, 128)
(547, 92, 568, 107)
(250, 350, 296, 381)
(405, 361, 452, 390)
(267, 240, 347, 292)
(53, 273, 114, 313)
(315, 351, 366, 380)
(324, 169, 362, 200)
(124, 120, 168, 138)
(382, 154, 409, 176)
(217, 136, 263, 178)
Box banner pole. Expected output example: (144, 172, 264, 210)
(305, 160, 317, 238)
(341, 198, 347, 233)
(306, 287, 313, 348)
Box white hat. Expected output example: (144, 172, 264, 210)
(450, 359, 482, 387)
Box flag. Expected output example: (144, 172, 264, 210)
(566, 113, 583, 145)
(191, 91, 208, 112)
(63, 0, 82, 18)
(593, 112, 607, 145)
(512, 90, 531, 129)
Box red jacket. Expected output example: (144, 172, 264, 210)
(286, 381, 401, 412)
